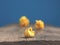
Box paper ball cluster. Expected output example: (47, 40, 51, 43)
(19, 16, 45, 38)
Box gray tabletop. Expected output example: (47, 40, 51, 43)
(0, 24, 60, 42)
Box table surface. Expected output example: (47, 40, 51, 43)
(0, 24, 60, 42)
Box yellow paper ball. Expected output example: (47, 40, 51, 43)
(19, 16, 30, 27)
(24, 27, 35, 38)
(35, 20, 44, 30)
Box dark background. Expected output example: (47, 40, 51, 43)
(0, 0, 60, 27)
